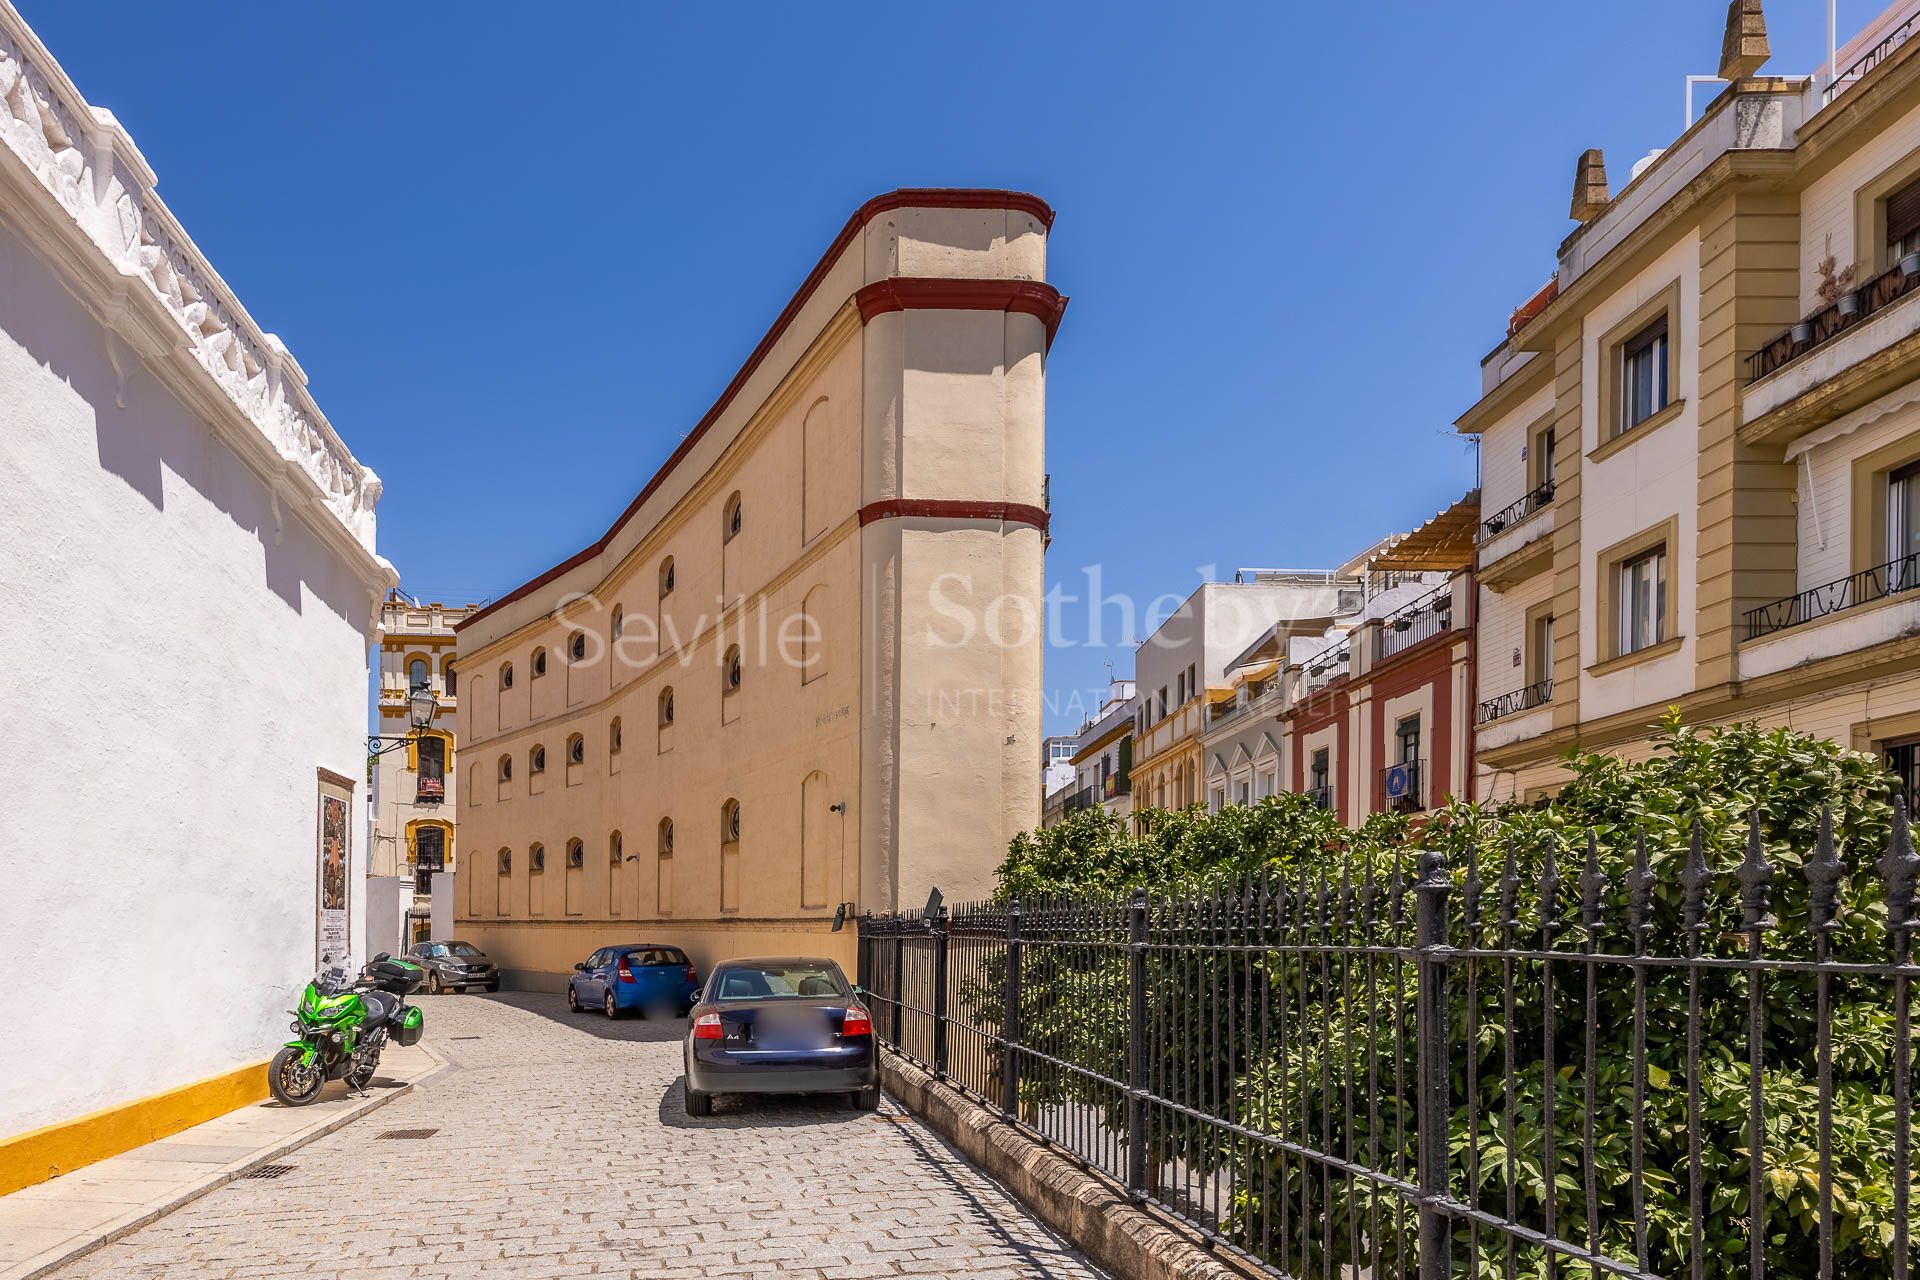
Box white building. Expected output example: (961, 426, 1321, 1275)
(0, 2, 393, 1190)
(1067, 679, 1136, 820)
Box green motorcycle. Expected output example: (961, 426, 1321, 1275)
(269, 954, 427, 1107)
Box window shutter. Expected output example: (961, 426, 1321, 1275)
(1889, 179, 1920, 248)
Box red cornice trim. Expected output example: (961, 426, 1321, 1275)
(855, 279, 1069, 351)
(858, 499, 1050, 532)
(457, 189, 1055, 634)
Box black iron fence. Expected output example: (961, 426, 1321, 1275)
(859, 808, 1920, 1279)
(1375, 586, 1454, 665)
(1748, 260, 1920, 382)
(1744, 552, 1920, 639)
(1476, 678, 1553, 725)
(1480, 482, 1554, 540)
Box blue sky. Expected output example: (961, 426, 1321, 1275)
(22, 0, 1873, 733)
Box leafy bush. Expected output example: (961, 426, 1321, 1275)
(979, 714, 1913, 1277)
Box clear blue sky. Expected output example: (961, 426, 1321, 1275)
(22, 0, 1870, 732)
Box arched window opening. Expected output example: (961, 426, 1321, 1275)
(408, 659, 429, 693)
(529, 843, 546, 874)
(530, 745, 547, 775)
(566, 838, 584, 870)
(659, 557, 676, 598)
(723, 492, 743, 542)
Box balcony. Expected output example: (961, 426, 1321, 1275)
(1822, 5, 1920, 106)
(1379, 759, 1425, 813)
(1063, 786, 1099, 814)
(1744, 554, 1920, 639)
(1479, 481, 1553, 541)
(1748, 261, 1920, 383)
(415, 773, 445, 805)
(1374, 585, 1454, 664)
(1103, 774, 1132, 799)
(1477, 678, 1553, 725)
(1305, 785, 1333, 811)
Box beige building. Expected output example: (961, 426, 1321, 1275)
(371, 592, 473, 943)
(1464, 0, 1920, 806)
(453, 189, 1063, 985)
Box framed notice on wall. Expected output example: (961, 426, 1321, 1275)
(316, 769, 356, 969)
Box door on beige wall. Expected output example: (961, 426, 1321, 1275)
(801, 771, 831, 908)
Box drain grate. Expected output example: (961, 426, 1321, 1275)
(376, 1128, 439, 1140)
(241, 1164, 296, 1180)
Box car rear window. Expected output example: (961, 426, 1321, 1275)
(627, 947, 688, 967)
(711, 963, 845, 1001)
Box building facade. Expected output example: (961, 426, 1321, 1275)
(1131, 574, 1361, 817)
(1065, 679, 1136, 821)
(0, 1, 391, 1189)
(1275, 508, 1478, 822)
(454, 190, 1063, 984)
(371, 593, 472, 946)
(1464, 0, 1920, 807)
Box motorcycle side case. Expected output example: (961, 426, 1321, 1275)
(392, 1005, 425, 1047)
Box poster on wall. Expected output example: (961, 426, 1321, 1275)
(316, 769, 356, 969)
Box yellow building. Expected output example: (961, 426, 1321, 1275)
(1465, 0, 1920, 805)
(371, 592, 473, 945)
(454, 189, 1063, 985)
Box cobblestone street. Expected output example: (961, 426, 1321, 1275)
(47, 994, 1106, 1279)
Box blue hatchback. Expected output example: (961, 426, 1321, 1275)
(567, 944, 700, 1019)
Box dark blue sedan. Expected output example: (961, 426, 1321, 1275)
(683, 957, 877, 1115)
(567, 944, 700, 1019)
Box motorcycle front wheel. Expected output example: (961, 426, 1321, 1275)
(269, 1045, 325, 1107)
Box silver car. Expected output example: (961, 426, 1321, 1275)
(407, 940, 501, 993)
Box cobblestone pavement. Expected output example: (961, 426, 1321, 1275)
(48, 993, 1108, 1280)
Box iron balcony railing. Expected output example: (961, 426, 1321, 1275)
(1477, 678, 1554, 725)
(858, 805, 1920, 1280)
(1305, 784, 1332, 811)
(415, 773, 445, 804)
(1748, 259, 1920, 381)
(1379, 758, 1425, 812)
(1479, 480, 1553, 541)
(1103, 774, 1131, 799)
(1824, 4, 1920, 104)
(1063, 786, 1098, 814)
(1375, 584, 1454, 664)
(1744, 552, 1920, 639)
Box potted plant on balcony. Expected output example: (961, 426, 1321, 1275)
(1816, 243, 1860, 319)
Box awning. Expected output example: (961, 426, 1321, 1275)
(1368, 490, 1481, 572)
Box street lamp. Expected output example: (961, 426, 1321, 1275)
(369, 687, 440, 758)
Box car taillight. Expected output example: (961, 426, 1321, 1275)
(617, 957, 636, 984)
(684, 965, 697, 983)
(692, 1012, 723, 1040)
(841, 1005, 872, 1037)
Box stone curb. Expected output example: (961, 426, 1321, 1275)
(3, 1041, 447, 1280)
(879, 1051, 1240, 1280)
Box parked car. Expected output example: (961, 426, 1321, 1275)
(568, 944, 700, 1019)
(682, 956, 877, 1116)
(407, 940, 500, 993)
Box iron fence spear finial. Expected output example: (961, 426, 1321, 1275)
(1806, 806, 1845, 935)
(1737, 809, 1777, 934)
(1879, 795, 1920, 934)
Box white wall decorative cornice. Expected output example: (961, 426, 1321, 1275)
(0, 3, 389, 576)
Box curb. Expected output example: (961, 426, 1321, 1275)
(879, 1051, 1240, 1280)
(4, 1041, 447, 1280)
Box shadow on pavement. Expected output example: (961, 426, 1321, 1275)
(656, 1075, 881, 1130)
(433, 989, 687, 1044)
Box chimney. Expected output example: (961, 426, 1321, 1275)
(1718, 0, 1770, 81)
(1570, 149, 1610, 223)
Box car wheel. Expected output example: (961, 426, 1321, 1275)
(485, 980, 500, 994)
(604, 991, 619, 1019)
(427, 972, 444, 995)
(567, 985, 581, 1013)
(851, 1086, 880, 1112)
(685, 1086, 713, 1117)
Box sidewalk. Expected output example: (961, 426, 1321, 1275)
(0, 1041, 444, 1280)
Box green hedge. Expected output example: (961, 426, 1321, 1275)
(985, 714, 1915, 1277)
